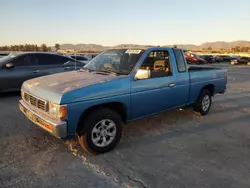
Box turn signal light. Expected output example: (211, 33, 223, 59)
(59, 106, 67, 120)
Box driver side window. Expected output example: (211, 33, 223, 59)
(139, 50, 172, 78)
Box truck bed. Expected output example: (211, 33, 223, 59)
(187, 65, 227, 104)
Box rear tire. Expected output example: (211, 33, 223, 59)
(194, 89, 212, 116)
(78, 108, 123, 155)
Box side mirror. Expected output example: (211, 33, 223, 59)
(5, 63, 14, 69)
(134, 69, 151, 80)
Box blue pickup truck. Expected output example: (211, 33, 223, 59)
(19, 47, 227, 154)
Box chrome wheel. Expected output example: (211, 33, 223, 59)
(91, 119, 117, 148)
(202, 95, 210, 112)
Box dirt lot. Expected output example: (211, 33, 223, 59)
(1, 63, 250, 188)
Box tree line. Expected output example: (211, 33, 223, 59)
(203, 46, 250, 52)
(0, 43, 99, 54)
(231, 46, 250, 53)
(0, 43, 61, 52)
(1, 43, 249, 53)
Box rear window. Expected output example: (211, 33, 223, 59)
(173, 49, 186, 72)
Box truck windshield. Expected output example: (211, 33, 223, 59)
(84, 49, 144, 75)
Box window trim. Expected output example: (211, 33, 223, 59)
(173, 48, 187, 73)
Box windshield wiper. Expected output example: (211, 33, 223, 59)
(95, 68, 127, 76)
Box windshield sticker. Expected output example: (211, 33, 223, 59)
(125, 50, 142, 54)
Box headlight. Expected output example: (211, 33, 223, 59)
(49, 102, 67, 120)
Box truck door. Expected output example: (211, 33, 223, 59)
(130, 49, 179, 119)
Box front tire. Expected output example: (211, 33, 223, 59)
(78, 108, 123, 155)
(194, 89, 212, 116)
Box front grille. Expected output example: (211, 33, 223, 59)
(23, 92, 47, 112)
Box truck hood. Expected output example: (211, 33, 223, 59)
(22, 70, 120, 104)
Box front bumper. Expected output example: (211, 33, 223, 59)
(19, 100, 67, 139)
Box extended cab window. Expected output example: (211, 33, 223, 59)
(173, 49, 186, 72)
(139, 50, 172, 78)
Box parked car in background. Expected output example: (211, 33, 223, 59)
(185, 52, 207, 64)
(19, 47, 227, 154)
(230, 55, 240, 60)
(199, 55, 215, 64)
(212, 55, 223, 63)
(231, 56, 250, 65)
(0, 52, 84, 92)
(219, 55, 233, 62)
(69, 54, 91, 64)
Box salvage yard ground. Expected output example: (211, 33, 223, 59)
(1, 63, 250, 188)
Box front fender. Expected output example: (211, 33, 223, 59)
(66, 94, 130, 136)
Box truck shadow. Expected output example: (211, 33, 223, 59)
(122, 108, 198, 141)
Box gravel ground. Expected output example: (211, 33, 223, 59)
(1, 63, 250, 188)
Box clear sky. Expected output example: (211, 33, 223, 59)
(1, 0, 250, 46)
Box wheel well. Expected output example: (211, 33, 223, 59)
(76, 102, 127, 134)
(202, 84, 215, 96)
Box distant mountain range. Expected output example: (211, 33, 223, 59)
(57, 40, 250, 51)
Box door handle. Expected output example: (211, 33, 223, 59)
(33, 70, 40, 73)
(169, 83, 175, 87)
